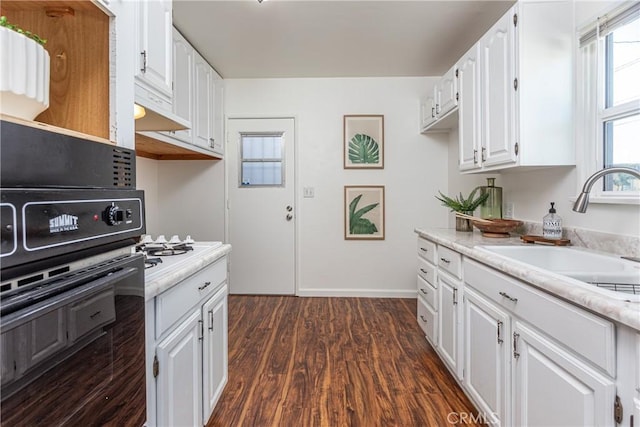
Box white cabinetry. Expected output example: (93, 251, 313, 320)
(416, 237, 438, 346)
(512, 321, 614, 427)
(463, 287, 509, 426)
(457, 1, 574, 173)
(170, 28, 194, 143)
(147, 256, 229, 426)
(438, 272, 463, 379)
(420, 64, 458, 133)
(156, 310, 202, 426)
(134, 0, 173, 113)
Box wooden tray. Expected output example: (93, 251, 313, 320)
(521, 235, 571, 246)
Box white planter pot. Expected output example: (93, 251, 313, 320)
(0, 26, 50, 120)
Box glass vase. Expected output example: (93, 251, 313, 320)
(480, 178, 503, 219)
(455, 211, 474, 232)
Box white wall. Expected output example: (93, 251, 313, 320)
(136, 157, 225, 241)
(225, 77, 449, 296)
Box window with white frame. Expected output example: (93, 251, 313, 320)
(239, 133, 284, 187)
(578, 3, 640, 197)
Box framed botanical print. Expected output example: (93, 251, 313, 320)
(343, 115, 384, 169)
(344, 185, 385, 240)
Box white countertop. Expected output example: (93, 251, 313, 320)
(415, 228, 640, 331)
(144, 242, 232, 301)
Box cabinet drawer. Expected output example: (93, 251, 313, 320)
(417, 275, 437, 309)
(417, 297, 437, 346)
(417, 237, 437, 265)
(464, 259, 615, 375)
(156, 257, 227, 339)
(438, 245, 462, 279)
(417, 257, 436, 287)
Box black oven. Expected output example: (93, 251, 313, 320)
(0, 120, 147, 426)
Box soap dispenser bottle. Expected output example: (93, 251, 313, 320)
(543, 202, 563, 240)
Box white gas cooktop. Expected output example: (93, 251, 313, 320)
(142, 239, 223, 282)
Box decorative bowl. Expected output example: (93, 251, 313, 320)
(472, 219, 523, 237)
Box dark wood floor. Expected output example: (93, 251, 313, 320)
(207, 296, 483, 427)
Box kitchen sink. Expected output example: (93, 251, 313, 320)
(477, 245, 640, 300)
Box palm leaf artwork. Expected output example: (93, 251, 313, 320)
(349, 194, 379, 234)
(348, 134, 379, 165)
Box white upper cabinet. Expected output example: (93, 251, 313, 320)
(194, 51, 214, 150)
(170, 28, 194, 143)
(457, 1, 575, 173)
(437, 65, 458, 118)
(134, 0, 173, 105)
(421, 64, 459, 133)
(458, 44, 481, 171)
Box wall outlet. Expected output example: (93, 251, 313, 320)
(303, 187, 315, 198)
(504, 202, 514, 219)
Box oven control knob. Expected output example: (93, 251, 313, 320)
(104, 204, 124, 226)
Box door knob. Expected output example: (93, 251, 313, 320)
(286, 214, 293, 221)
(286, 205, 293, 212)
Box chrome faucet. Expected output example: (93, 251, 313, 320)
(573, 167, 640, 213)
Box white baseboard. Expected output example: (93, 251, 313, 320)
(296, 288, 417, 298)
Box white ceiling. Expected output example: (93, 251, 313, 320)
(173, 0, 515, 79)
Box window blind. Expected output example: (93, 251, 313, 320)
(579, 2, 640, 47)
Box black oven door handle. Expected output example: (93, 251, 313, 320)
(1, 266, 140, 329)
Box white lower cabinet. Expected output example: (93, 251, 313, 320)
(463, 286, 509, 426)
(437, 271, 463, 380)
(202, 286, 228, 421)
(147, 256, 228, 426)
(512, 321, 615, 427)
(416, 236, 625, 426)
(157, 310, 202, 427)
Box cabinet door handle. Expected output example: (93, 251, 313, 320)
(481, 146, 487, 162)
(440, 257, 450, 264)
(140, 50, 147, 73)
(198, 281, 212, 291)
(208, 309, 214, 331)
(452, 287, 458, 305)
(209, 137, 215, 148)
(420, 315, 428, 323)
(431, 107, 435, 118)
(198, 319, 204, 341)
(499, 291, 518, 303)
(420, 288, 428, 295)
(497, 320, 504, 344)
(473, 149, 478, 164)
(513, 332, 520, 359)
(436, 103, 441, 114)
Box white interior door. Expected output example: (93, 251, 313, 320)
(227, 118, 295, 295)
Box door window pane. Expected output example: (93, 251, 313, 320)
(240, 134, 284, 187)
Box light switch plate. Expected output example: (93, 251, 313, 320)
(303, 187, 315, 198)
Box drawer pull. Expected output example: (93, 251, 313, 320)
(420, 288, 428, 295)
(499, 291, 518, 303)
(89, 310, 101, 319)
(513, 332, 520, 359)
(420, 315, 428, 323)
(497, 320, 504, 344)
(198, 281, 212, 291)
(419, 268, 428, 275)
(440, 257, 451, 264)
(420, 247, 429, 252)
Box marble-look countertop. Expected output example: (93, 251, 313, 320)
(145, 244, 232, 301)
(415, 228, 640, 331)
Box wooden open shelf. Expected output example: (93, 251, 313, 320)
(1, 1, 110, 140)
(135, 133, 222, 161)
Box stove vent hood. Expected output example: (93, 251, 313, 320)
(134, 98, 189, 132)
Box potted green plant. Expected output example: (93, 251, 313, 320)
(0, 16, 49, 120)
(435, 188, 489, 232)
